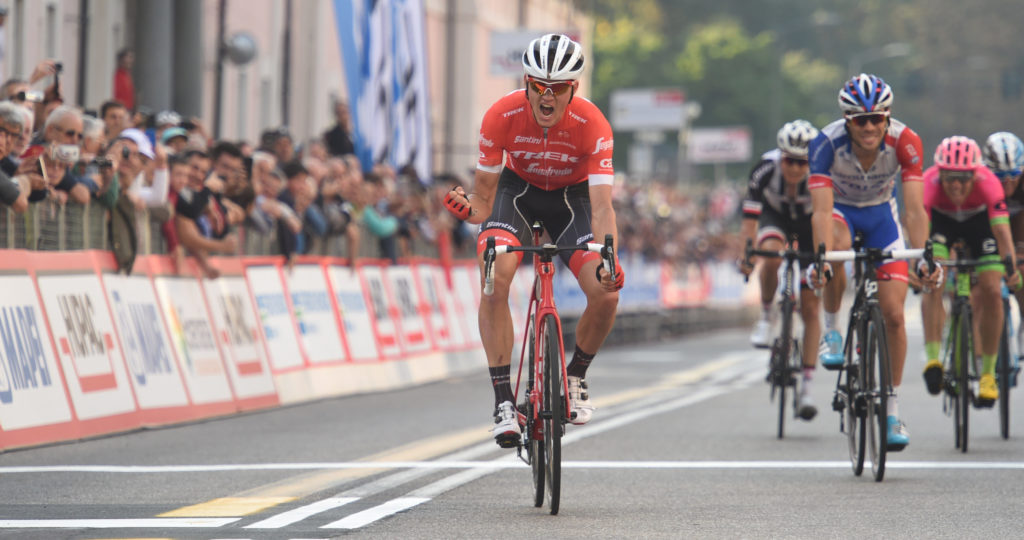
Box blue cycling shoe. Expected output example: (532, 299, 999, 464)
(819, 329, 844, 369)
(886, 415, 909, 451)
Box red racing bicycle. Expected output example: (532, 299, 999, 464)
(482, 222, 617, 515)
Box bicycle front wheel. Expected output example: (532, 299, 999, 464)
(541, 314, 562, 515)
(775, 296, 795, 439)
(998, 298, 1011, 440)
(865, 306, 890, 482)
(526, 316, 544, 508)
(844, 321, 866, 476)
(955, 308, 972, 453)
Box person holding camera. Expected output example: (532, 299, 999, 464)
(37, 106, 93, 204)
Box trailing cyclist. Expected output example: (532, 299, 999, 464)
(739, 119, 822, 420)
(982, 132, 1024, 354)
(442, 34, 623, 448)
(921, 136, 1021, 404)
(806, 73, 943, 450)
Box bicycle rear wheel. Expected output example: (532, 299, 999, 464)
(526, 316, 544, 508)
(774, 296, 795, 439)
(998, 297, 1011, 440)
(541, 314, 562, 515)
(844, 321, 866, 476)
(865, 306, 890, 482)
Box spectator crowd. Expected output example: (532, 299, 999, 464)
(0, 55, 742, 277)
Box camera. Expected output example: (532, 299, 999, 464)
(181, 120, 196, 131)
(90, 157, 113, 169)
(51, 144, 79, 164)
(54, 62, 63, 73)
(121, 146, 131, 159)
(15, 90, 44, 103)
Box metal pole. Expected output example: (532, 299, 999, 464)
(173, 0, 203, 119)
(442, 0, 455, 172)
(134, 0, 173, 110)
(281, 0, 293, 128)
(213, 0, 226, 138)
(76, 0, 88, 107)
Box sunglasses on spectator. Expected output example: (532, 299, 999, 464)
(527, 77, 574, 97)
(939, 170, 974, 184)
(782, 156, 808, 166)
(60, 128, 82, 141)
(846, 113, 888, 127)
(995, 169, 1022, 181)
(0, 126, 19, 138)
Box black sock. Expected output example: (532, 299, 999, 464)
(567, 346, 596, 378)
(489, 365, 515, 407)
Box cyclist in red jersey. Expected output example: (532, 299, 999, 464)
(443, 34, 622, 447)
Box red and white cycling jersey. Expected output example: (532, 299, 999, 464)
(477, 90, 614, 191)
(808, 117, 923, 207)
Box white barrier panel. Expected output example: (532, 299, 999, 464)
(202, 277, 278, 407)
(386, 266, 431, 355)
(104, 274, 192, 419)
(246, 265, 306, 371)
(0, 275, 74, 437)
(414, 264, 455, 350)
(328, 265, 380, 362)
(449, 264, 481, 346)
(427, 265, 470, 349)
(36, 274, 137, 421)
(359, 265, 402, 358)
(284, 264, 347, 364)
(152, 276, 235, 408)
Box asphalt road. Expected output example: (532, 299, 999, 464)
(1, 299, 1023, 539)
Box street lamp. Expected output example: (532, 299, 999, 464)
(848, 42, 911, 76)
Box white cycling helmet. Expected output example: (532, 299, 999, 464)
(522, 33, 585, 81)
(776, 119, 819, 159)
(982, 131, 1024, 175)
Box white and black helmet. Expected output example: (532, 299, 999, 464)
(982, 132, 1024, 175)
(777, 119, 819, 158)
(522, 33, 585, 81)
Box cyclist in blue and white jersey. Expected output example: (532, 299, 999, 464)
(983, 132, 1024, 354)
(806, 73, 942, 450)
(739, 119, 822, 420)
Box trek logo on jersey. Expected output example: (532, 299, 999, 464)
(514, 136, 542, 144)
(479, 134, 494, 148)
(592, 137, 613, 154)
(569, 111, 587, 124)
(508, 150, 580, 163)
(502, 106, 525, 118)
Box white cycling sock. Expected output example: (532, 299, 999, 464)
(887, 390, 899, 417)
(824, 311, 838, 332)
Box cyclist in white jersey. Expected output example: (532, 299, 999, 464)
(983, 132, 1024, 354)
(806, 73, 942, 450)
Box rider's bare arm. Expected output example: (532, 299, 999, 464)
(902, 180, 929, 250)
(588, 183, 616, 251)
(465, 168, 500, 225)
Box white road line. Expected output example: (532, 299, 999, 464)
(244, 497, 359, 529)
(3, 459, 1023, 475)
(321, 497, 430, 529)
(0, 518, 240, 528)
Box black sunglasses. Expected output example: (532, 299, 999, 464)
(782, 156, 808, 166)
(847, 113, 888, 127)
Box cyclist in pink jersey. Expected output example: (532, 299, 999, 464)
(442, 34, 622, 447)
(920, 136, 1021, 403)
(807, 74, 942, 449)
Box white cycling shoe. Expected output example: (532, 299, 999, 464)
(750, 318, 772, 349)
(492, 400, 521, 448)
(568, 376, 595, 425)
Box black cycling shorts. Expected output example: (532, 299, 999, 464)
(756, 206, 814, 254)
(477, 168, 598, 277)
(929, 210, 997, 259)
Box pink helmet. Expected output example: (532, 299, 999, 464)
(934, 136, 982, 171)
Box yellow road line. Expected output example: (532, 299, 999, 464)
(160, 355, 738, 517)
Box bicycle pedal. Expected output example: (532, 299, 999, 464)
(495, 433, 520, 449)
(975, 398, 996, 409)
